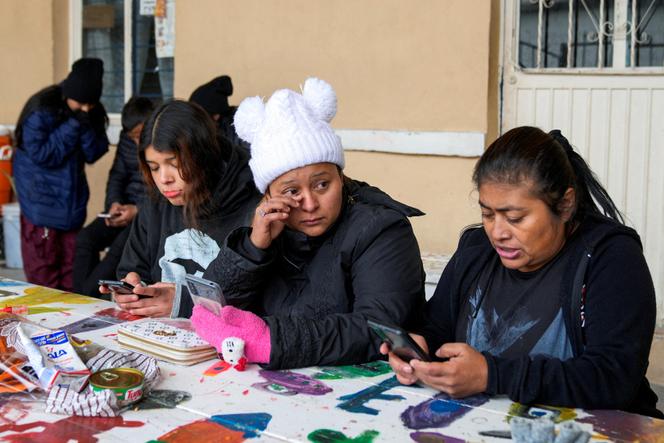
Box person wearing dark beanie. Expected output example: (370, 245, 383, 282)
(12, 57, 109, 291)
(189, 75, 233, 117)
(62, 58, 104, 104)
(189, 75, 248, 156)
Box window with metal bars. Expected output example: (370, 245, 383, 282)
(518, 0, 664, 69)
(81, 0, 174, 114)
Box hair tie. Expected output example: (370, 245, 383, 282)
(549, 129, 574, 155)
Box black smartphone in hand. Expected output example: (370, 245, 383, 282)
(367, 319, 431, 362)
(98, 279, 142, 297)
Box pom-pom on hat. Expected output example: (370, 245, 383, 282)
(234, 77, 344, 194)
(62, 58, 104, 104)
(189, 75, 233, 116)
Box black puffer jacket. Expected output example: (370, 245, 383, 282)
(203, 180, 426, 369)
(104, 131, 145, 210)
(419, 213, 662, 418)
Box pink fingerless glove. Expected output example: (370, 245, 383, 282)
(191, 305, 271, 364)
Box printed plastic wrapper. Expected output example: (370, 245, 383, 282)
(17, 323, 90, 392)
(0, 313, 103, 397)
(0, 313, 42, 398)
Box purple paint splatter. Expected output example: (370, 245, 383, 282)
(252, 370, 332, 396)
(410, 431, 466, 443)
(578, 409, 664, 442)
(401, 392, 489, 430)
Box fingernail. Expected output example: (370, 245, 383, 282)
(403, 365, 413, 373)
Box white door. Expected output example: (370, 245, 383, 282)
(501, 0, 664, 325)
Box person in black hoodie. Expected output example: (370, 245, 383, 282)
(102, 100, 260, 317)
(383, 126, 662, 418)
(189, 75, 248, 156)
(73, 97, 154, 297)
(191, 78, 425, 369)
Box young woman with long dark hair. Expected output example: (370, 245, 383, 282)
(103, 100, 259, 317)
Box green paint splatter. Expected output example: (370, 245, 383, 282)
(507, 402, 577, 423)
(307, 429, 379, 443)
(313, 361, 392, 380)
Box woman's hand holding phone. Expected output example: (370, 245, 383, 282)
(381, 336, 489, 398)
(103, 202, 137, 228)
(104, 272, 175, 318)
(380, 333, 429, 386)
(127, 282, 176, 317)
(100, 273, 141, 300)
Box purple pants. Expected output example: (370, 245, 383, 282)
(20, 215, 77, 291)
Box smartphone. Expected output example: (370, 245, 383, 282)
(367, 319, 431, 362)
(184, 274, 225, 315)
(97, 279, 146, 298)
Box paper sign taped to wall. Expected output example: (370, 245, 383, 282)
(140, 0, 156, 16)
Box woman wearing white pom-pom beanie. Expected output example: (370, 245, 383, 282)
(192, 78, 426, 369)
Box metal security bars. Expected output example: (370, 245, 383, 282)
(519, 0, 664, 69)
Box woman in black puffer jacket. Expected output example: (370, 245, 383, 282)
(192, 78, 425, 369)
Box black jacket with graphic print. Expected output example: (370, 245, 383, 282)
(419, 213, 662, 418)
(203, 180, 426, 369)
(117, 146, 260, 315)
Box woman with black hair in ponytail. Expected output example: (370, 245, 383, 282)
(383, 126, 662, 418)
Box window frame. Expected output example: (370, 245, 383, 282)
(514, 0, 664, 75)
(69, 0, 135, 142)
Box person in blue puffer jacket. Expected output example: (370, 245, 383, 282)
(13, 58, 109, 291)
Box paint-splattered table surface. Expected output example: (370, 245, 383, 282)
(0, 278, 662, 442)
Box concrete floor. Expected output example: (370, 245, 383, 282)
(0, 264, 662, 413)
(0, 265, 25, 281)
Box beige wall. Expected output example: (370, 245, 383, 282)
(1, 1, 494, 253)
(176, 0, 491, 132)
(0, 2, 55, 124)
(175, 0, 493, 253)
(53, 0, 70, 82)
(345, 153, 478, 252)
(487, 0, 502, 144)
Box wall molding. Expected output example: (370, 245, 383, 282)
(337, 129, 485, 157)
(2, 123, 485, 157)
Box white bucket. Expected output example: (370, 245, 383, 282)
(2, 203, 23, 268)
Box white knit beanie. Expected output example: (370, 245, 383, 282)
(234, 78, 344, 193)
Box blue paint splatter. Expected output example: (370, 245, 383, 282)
(336, 376, 404, 415)
(401, 392, 489, 430)
(209, 413, 272, 438)
(0, 281, 29, 287)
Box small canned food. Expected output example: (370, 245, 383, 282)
(90, 368, 144, 406)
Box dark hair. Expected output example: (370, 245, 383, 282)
(15, 84, 108, 148)
(473, 126, 624, 226)
(138, 100, 223, 227)
(121, 97, 155, 132)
